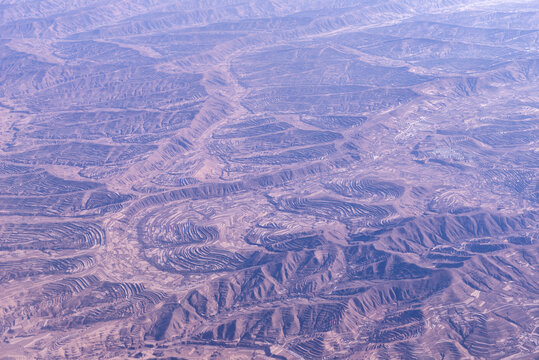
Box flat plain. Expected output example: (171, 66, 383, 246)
(0, 0, 537, 359)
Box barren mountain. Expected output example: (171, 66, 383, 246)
(0, 0, 537, 359)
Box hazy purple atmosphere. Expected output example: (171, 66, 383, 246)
(0, 0, 537, 359)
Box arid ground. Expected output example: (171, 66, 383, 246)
(0, 1, 537, 359)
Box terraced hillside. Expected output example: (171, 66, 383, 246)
(0, 0, 537, 359)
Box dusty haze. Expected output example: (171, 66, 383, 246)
(0, 0, 537, 359)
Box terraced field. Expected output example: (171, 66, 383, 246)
(0, 0, 537, 359)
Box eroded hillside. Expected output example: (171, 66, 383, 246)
(0, 0, 537, 359)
